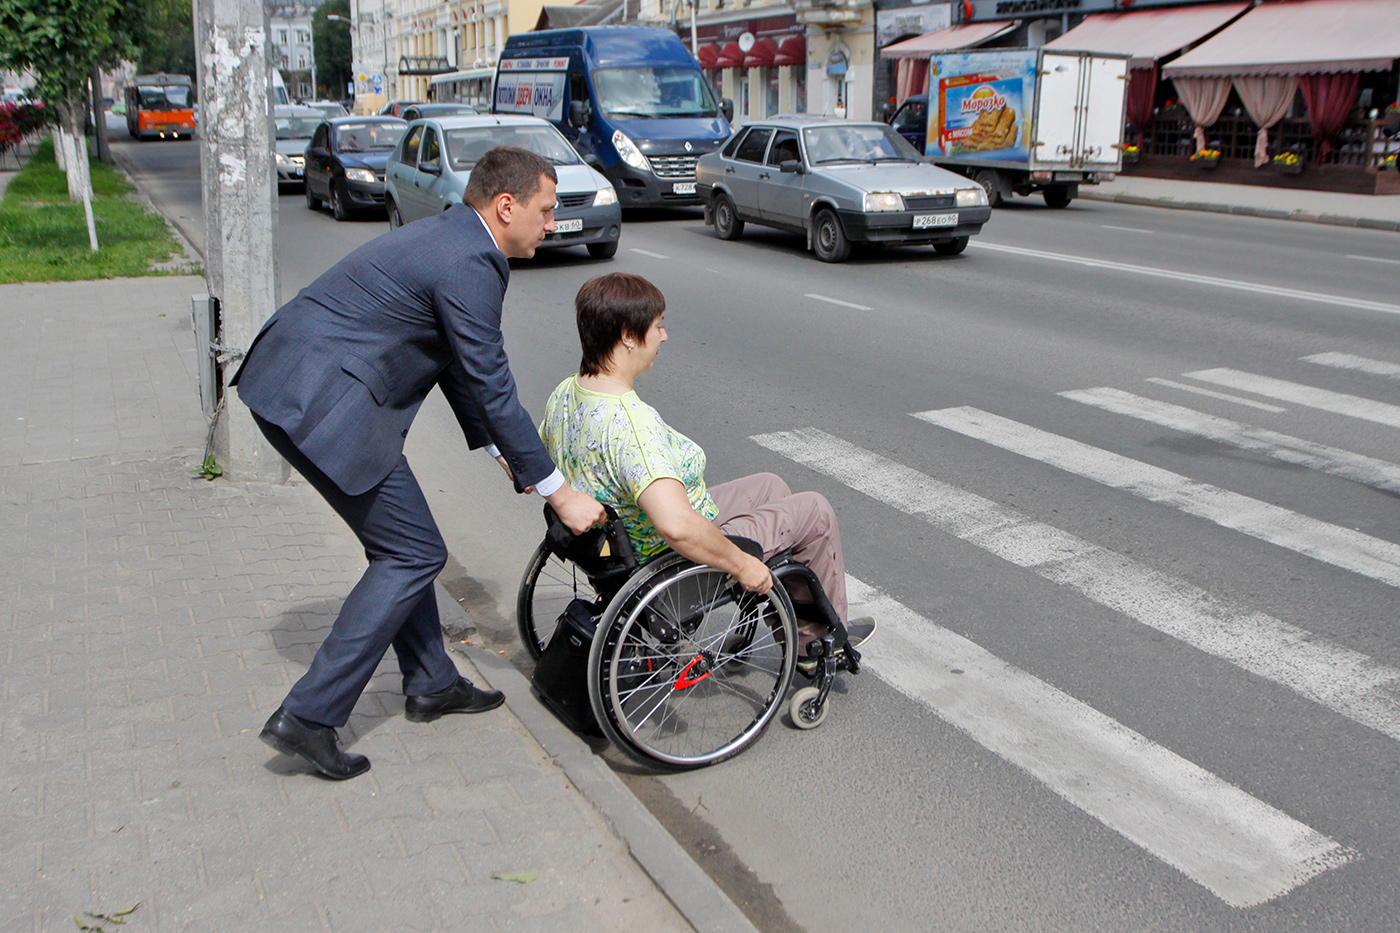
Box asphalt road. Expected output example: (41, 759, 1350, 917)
(115, 134, 1400, 931)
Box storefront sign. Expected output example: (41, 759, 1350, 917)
(877, 3, 952, 48)
(827, 49, 848, 76)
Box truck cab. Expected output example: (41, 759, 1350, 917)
(494, 26, 733, 207)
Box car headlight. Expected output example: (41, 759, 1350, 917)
(863, 192, 904, 212)
(956, 187, 988, 207)
(593, 185, 618, 207)
(344, 168, 376, 183)
(612, 130, 650, 172)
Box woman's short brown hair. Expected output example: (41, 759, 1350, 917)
(575, 273, 666, 376)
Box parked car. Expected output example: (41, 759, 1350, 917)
(304, 100, 349, 120)
(695, 116, 992, 262)
(400, 103, 478, 122)
(273, 104, 323, 189)
(385, 114, 622, 259)
(304, 116, 407, 220)
(378, 100, 425, 118)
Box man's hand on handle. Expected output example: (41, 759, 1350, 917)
(547, 484, 607, 535)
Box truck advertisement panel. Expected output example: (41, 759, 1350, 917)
(493, 58, 569, 122)
(923, 49, 1036, 162)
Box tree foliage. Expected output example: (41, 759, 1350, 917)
(132, 0, 196, 77)
(0, 0, 131, 118)
(313, 0, 352, 100)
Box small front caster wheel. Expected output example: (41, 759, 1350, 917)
(790, 686, 828, 730)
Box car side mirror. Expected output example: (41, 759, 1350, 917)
(721, 98, 734, 123)
(569, 100, 591, 128)
(779, 159, 804, 174)
(420, 162, 441, 175)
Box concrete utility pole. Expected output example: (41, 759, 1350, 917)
(194, 0, 288, 483)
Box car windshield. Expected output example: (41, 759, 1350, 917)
(275, 114, 320, 139)
(444, 124, 580, 167)
(591, 67, 719, 119)
(802, 125, 921, 164)
(136, 84, 191, 110)
(335, 122, 405, 152)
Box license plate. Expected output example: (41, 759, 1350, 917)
(1053, 172, 1081, 181)
(913, 213, 957, 229)
(672, 182, 696, 195)
(555, 218, 583, 233)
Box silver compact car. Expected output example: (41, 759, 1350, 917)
(385, 114, 622, 259)
(273, 104, 323, 189)
(696, 116, 991, 262)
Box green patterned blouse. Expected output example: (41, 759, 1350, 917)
(539, 375, 717, 560)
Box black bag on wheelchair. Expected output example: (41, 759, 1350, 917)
(530, 597, 603, 736)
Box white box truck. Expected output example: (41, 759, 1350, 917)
(888, 48, 1129, 208)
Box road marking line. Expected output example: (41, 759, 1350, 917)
(1183, 369, 1400, 429)
(1062, 387, 1400, 494)
(970, 241, 1400, 316)
(754, 425, 1400, 744)
(1100, 224, 1154, 234)
(630, 248, 670, 259)
(1346, 254, 1400, 266)
(844, 572, 1354, 908)
(1301, 352, 1400, 380)
(915, 406, 1400, 589)
(804, 293, 874, 311)
(1146, 377, 1287, 412)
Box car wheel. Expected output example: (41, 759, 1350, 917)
(1042, 186, 1074, 209)
(387, 196, 404, 230)
(587, 240, 619, 260)
(713, 193, 743, 240)
(330, 181, 351, 221)
(305, 182, 321, 211)
(812, 208, 852, 263)
(933, 236, 969, 256)
(972, 169, 1003, 208)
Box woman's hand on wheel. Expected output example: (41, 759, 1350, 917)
(734, 555, 774, 595)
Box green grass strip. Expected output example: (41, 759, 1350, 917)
(0, 138, 197, 283)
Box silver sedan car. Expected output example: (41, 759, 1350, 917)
(385, 114, 622, 259)
(696, 116, 991, 262)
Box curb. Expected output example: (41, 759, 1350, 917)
(1078, 189, 1400, 232)
(436, 586, 760, 933)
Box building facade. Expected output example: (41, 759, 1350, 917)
(269, 1, 322, 101)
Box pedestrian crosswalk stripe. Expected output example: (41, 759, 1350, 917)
(1144, 376, 1287, 413)
(1061, 387, 1400, 494)
(915, 407, 1400, 590)
(1301, 352, 1400, 381)
(1183, 369, 1400, 429)
(752, 427, 1400, 743)
(969, 241, 1400, 317)
(845, 572, 1353, 907)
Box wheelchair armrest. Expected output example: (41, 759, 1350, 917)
(727, 536, 764, 561)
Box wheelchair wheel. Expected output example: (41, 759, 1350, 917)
(516, 540, 598, 660)
(587, 553, 797, 769)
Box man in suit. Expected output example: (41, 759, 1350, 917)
(233, 147, 605, 780)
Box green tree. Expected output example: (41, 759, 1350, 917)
(313, 0, 352, 100)
(133, 0, 196, 76)
(0, 0, 136, 248)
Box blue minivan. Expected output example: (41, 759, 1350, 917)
(493, 26, 733, 207)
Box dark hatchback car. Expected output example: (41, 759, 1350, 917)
(400, 103, 478, 122)
(304, 116, 407, 220)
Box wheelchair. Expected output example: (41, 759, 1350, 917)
(516, 505, 863, 769)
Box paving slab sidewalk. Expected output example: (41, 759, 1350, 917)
(0, 276, 757, 932)
(1080, 173, 1400, 231)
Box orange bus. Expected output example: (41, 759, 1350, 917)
(125, 73, 196, 140)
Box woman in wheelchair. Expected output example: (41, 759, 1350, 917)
(538, 272, 875, 662)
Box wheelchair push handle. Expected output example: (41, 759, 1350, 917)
(542, 502, 639, 572)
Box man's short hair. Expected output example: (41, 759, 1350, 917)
(575, 274, 666, 377)
(464, 146, 557, 208)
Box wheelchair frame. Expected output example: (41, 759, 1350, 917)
(516, 505, 862, 768)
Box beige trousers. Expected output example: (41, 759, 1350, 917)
(708, 472, 848, 623)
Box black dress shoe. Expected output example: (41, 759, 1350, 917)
(260, 707, 370, 780)
(404, 675, 505, 722)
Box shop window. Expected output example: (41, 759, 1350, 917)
(766, 68, 779, 117)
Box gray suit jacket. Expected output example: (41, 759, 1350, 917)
(232, 204, 555, 496)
